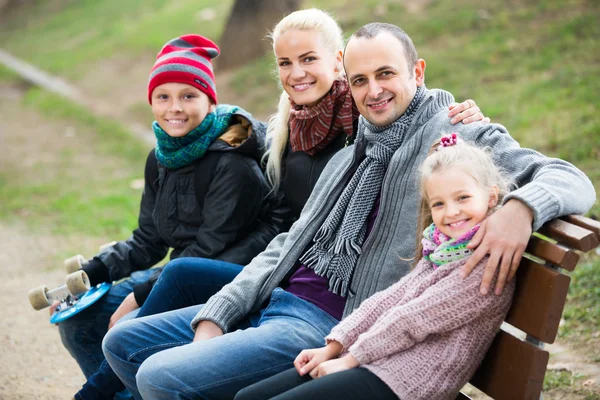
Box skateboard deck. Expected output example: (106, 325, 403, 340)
(29, 242, 117, 324)
(49, 282, 112, 324)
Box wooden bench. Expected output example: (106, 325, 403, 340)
(457, 215, 600, 400)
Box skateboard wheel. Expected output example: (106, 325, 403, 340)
(28, 285, 50, 310)
(64, 254, 88, 273)
(66, 270, 91, 296)
(98, 241, 117, 252)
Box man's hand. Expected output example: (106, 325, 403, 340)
(108, 292, 139, 330)
(312, 353, 360, 379)
(193, 320, 224, 342)
(462, 200, 534, 295)
(448, 99, 491, 125)
(294, 341, 343, 376)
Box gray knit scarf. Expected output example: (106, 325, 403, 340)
(300, 86, 425, 297)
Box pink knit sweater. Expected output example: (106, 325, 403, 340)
(326, 257, 515, 400)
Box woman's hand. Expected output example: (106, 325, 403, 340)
(294, 341, 343, 376)
(312, 353, 360, 378)
(108, 292, 139, 330)
(449, 99, 490, 124)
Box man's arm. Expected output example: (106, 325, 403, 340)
(453, 122, 596, 295)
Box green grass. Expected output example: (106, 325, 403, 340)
(559, 254, 600, 356)
(0, 88, 148, 237)
(0, 64, 19, 81)
(543, 369, 584, 391)
(0, 0, 233, 79)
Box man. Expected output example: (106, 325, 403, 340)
(103, 23, 595, 400)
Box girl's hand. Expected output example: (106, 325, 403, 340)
(448, 99, 490, 125)
(313, 353, 360, 379)
(294, 341, 343, 376)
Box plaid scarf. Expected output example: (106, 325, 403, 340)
(288, 78, 358, 156)
(422, 223, 480, 268)
(153, 104, 239, 169)
(300, 86, 425, 297)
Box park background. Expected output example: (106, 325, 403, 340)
(0, 0, 598, 398)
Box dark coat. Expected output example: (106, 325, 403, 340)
(84, 109, 293, 304)
(282, 132, 348, 218)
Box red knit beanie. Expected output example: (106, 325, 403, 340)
(148, 34, 219, 104)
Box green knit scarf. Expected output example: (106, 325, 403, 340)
(422, 223, 480, 268)
(153, 104, 239, 169)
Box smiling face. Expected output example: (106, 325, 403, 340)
(150, 82, 215, 138)
(344, 32, 425, 127)
(274, 29, 342, 107)
(425, 167, 499, 239)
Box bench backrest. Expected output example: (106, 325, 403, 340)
(464, 215, 600, 400)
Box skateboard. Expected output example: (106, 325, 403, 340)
(28, 242, 116, 324)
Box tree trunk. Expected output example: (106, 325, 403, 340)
(217, 0, 301, 71)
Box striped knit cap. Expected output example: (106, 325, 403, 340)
(148, 34, 219, 105)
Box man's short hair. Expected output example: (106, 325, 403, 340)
(349, 23, 419, 75)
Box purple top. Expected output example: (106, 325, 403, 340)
(286, 196, 381, 320)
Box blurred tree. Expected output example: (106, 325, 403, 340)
(217, 0, 300, 71)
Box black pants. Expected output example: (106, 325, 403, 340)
(235, 367, 398, 400)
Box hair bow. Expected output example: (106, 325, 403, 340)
(440, 133, 458, 148)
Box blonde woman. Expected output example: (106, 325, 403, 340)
(265, 8, 486, 216)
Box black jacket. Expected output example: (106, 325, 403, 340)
(282, 132, 349, 218)
(84, 109, 293, 304)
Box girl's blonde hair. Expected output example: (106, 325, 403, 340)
(413, 135, 514, 264)
(264, 8, 345, 190)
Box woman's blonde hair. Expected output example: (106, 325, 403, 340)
(413, 135, 514, 264)
(264, 8, 345, 190)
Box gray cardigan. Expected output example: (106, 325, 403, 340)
(191, 88, 596, 333)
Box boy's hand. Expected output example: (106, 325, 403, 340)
(108, 293, 139, 330)
(49, 300, 61, 326)
(314, 353, 360, 378)
(294, 341, 343, 376)
(193, 320, 223, 342)
(462, 199, 533, 295)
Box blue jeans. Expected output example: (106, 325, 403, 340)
(76, 258, 243, 400)
(103, 288, 339, 400)
(59, 269, 156, 378)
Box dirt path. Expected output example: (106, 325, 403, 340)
(0, 83, 109, 399)
(0, 223, 87, 399)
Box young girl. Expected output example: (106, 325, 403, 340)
(235, 133, 516, 400)
(66, 34, 283, 400)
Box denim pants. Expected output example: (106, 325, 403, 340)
(103, 288, 340, 400)
(59, 269, 157, 378)
(76, 258, 243, 400)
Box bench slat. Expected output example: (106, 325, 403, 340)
(505, 259, 571, 343)
(562, 215, 600, 241)
(538, 219, 599, 251)
(470, 331, 549, 400)
(526, 236, 579, 271)
(455, 392, 472, 399)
